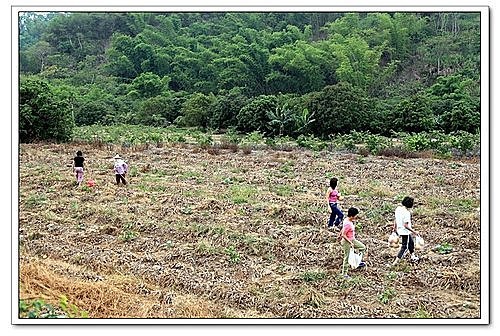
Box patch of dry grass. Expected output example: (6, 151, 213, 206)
(19, 256, 268, 318)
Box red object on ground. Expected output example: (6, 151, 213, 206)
(87, 180, 96, 187)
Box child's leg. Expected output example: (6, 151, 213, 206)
(351, 239, 367, 268)
(328, 203, 337, 227)
(393, 235, 410, 265)
(341, 239, 351, 275)
(333, 205, 344, 226)
(397, 235, 409, 259)
(115, 174, 121, 185)
(408, 235, 415, 254)
(74, 168, 83, 184)
(353, 239, 366, 254)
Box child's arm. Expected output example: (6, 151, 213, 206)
(403, 222, 419, 236)
(326, 188, 332, 212)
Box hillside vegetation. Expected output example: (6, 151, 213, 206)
(19, 11, 480, 142)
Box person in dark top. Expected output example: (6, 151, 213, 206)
(72, 150, 85, 186)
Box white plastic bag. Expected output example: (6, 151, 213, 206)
(348, 248, 363, 269)
(388, 232, 398, 243)
(415, 236, 425, 250)
(387, 232, 400, 248)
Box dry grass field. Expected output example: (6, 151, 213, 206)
(18, 141, 481, 319)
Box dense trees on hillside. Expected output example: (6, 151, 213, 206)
(19, 11, 481, 142)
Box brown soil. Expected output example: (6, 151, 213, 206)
(18, 142, 481, 319)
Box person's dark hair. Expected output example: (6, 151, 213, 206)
(76, 150, 83, 156)
(402, 196, 414, 208)
(347, 207, 359, 217)
(329, 177, 338, 189)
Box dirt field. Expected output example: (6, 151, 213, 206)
(18, 142, 481, 319)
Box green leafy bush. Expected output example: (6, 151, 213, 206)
(19, 296, 88, 318)
(392, 94, 436, 133)
(239, 130, 266, 148)
(267, 135, 296, 151)
(146, 132, 164, 146)
(209, 87, 249, 130)
(220, 127, 240, 145)
(178, 92, 217, 128)
(193, 131, 214, 148)
(267, 103, 295, 136)
(364, 133, 391, 155)
(20, 76, 75, 143)
(427, 75, 480, 133)
(19, 299, 61, 318)
(237, 95, 278, 134)
(439, 100, 480, 134)
(402, 133, 432, 151)
(293, 108, 316, 135)
(307, 83, 370, 137)
(296, 134, 327, 151)
(136, 95, 173, 126)
(450, 130, 479, 156)
(74, 86, 116, 126)
(425, 130, 453, 156)
(332, 132, 357, 152)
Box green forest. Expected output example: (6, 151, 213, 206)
(19, 11, 481, 145)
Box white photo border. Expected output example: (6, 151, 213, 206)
(11, 4, 490, 326)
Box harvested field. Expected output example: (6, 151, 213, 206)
(18, 142, 481, 319)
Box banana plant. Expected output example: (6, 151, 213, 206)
(294, 107, 316, 135)
(267, 103, 295, 136)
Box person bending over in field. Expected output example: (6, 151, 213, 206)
(326, 177, 344, 230)
(339, 207, 366, 278)
(72, 150, 85, 186)
(113, 154, 128, 185)
(392, 196, 420, 266)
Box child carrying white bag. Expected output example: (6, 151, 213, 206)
(339, 207, 366, 278)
